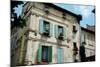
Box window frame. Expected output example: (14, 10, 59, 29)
(42, 46, 49, 62)
(42, 20, 50, 36)
(73, 25, 77, 32)
(57, 25, 64, 40)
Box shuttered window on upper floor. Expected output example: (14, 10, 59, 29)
(39, 18, 53, 37)
(39, 18, 68, 40)
(55, 25, 68, 40)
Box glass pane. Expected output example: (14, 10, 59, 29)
(42, 46, 48, 61)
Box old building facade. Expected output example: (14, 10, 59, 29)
(11, 2, 82, 66)
(80, 27, 95, 62)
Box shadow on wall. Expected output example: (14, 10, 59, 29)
(79, 45, 86, 62)
(79, 45, 95, 62)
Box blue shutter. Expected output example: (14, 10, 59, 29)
(64, 27, 68, 40)
(37, 43, 42, 63)
(50, 23, 53, 37)
(39, 19, 44, 34)
(55, 25, 58, 38)
(57, 48, 64, 63)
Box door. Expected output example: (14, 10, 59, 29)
(57, 48, 64, 63)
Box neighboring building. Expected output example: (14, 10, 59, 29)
(80, 27, 95, 62)
(11, 2, 82, 66)
(87, 24, 95, 32)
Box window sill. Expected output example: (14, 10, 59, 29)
(42, 32, 50, 37)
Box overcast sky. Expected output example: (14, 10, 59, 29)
(14, 3, 95, 28)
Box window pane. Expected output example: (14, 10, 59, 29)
(43, 21, 50, 34)
(58, 26, 63, 36)
(42, 46, 48, 61)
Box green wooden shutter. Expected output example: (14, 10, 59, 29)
(57, 48, 64, 63)
(55, 25, 58, 38)
(50, 23, 53, 37)
(64, 27, 68, 40)
(39, 19, 44, 34)
(37, 44, 42, 63)
(48, 46, 52, 62)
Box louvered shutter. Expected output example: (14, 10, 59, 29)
(50, 23, 53, 37)
(55, 25, 58, 38)
(48, 46, 52, 62)
(39, 19, 44, 34)
(57, 48, 64, 63)
(64, 27, 68, 40)
(37, 44, 42, 63)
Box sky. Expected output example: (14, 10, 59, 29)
(55, 3, 95, 27)
(14, 3, 95, 28)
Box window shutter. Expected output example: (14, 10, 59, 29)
(39, 19, 44, 34)
(64, 27, 68, 40)
(57, 48, 64, 63)
(55, 25, 58, 38)
(50, 23, 53, 37)
(37, 44, 42, 63)
(48, 46, 52, 62)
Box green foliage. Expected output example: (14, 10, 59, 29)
(92, 9, 95, 14)
(11, 1, 26, 29)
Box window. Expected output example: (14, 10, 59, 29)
(58, 26, 64, 40)
(39, 19, 51, 37)
(82, 33, 86, 45)
(43, 21, 50, 36)
(73, 42, 78, 55)
(73, 25, 77, 32)
(42, 46, 49, 62)
(73, 42, 78, 50)
(58, 26, 63, 36)
(55, 25, 67, 40)
(37, 45, 52, 63)
(73, 42, 78, 62)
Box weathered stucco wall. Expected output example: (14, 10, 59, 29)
(13, 2, 81, 65)
(81, 30, 95, 57)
